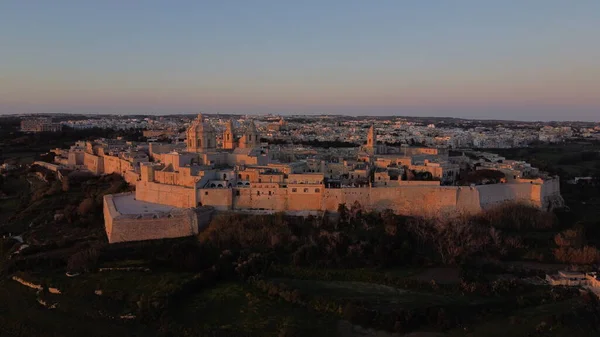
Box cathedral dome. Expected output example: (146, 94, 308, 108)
(188, 114, 214, 134)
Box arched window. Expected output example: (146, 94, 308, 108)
(256, 191, 260, 196)
(238, 174, 242, 179)
(246, 174, 250, 180)
(236, 190, 240, 196)
(227, 134, 230, 140)
(258, 178, 262, 183)
(303, 188, 308, 192)
(268, 191, 272, 195)
(223, 173, 227, 180)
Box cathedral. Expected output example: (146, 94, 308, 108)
(186, 113, 261, 153)
(186, 114, 216, 153)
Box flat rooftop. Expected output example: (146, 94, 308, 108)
(112, 193, 181, 215)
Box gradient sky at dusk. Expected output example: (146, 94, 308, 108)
(1, 1, 599, 121)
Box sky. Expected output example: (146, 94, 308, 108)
(1, 1, 599, 121)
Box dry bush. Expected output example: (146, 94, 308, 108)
(67, 248, 99, 272)
(481, 202, 556, 230)
(554, 246, 600, 265)
(554, 229, 584, 248)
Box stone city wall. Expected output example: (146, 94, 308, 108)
(199, 188, 232, 210)
(322, 186, 459, 217)
(223, 182, 547, 217)
(67, 151, 85, 166)
(232, 185, 288, 211)
(136, 181, 197, 208)
(33, 161, 60, 172)
(132, 179, 551, 217)
(287, 185, 323, 211)
(83, 152, 103, 175)
(154, 169, 198, 187)
(103, 155, 133, 176)
(476, 183, 541, 209)
(123, 170, 140, 185)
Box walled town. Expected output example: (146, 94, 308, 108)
(38, 114, 564, 243)
(2, 113, 600, 337)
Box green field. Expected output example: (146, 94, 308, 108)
(447, 298, 594, 337)
(0, 280, 153, 337)
(271, 278, 467, 312)
(171, 282, 339, 336)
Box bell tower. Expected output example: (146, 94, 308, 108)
(222, 119, 236, 150)
(239, 119, 260, 149)
(365, 124, 377, 155)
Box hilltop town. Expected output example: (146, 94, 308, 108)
(2, 113, 600, 337)
(27, 113, 564, 244)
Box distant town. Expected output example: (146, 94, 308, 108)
(14, 114, 600, 148)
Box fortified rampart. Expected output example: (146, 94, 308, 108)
(136, 181, 197, 208)
(132, 178, 561, 217)
(81, 152, 140, 185)
(103, 192, 213, 243)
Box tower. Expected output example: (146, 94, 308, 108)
(239, 119, 260, 149)
(222, 119, 236, 150)
(366, 124, 377, 155)
(186, 113, 216, 153)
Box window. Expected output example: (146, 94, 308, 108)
(268, 191, 272, 195)
(315, 188, 320, 192)
(292, 188, 297, 192)
(204, 191, 208, 196)
(303, 188, 308, 192)
(257, 191, 260, 196)
(238, 174, 242, 179)
(236, 190, 240, 196)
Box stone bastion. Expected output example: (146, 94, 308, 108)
(103, 192, 213, 243)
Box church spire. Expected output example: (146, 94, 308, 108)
(367, 124, 375, 148)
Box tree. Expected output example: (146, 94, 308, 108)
(78, 197, 95, 215)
